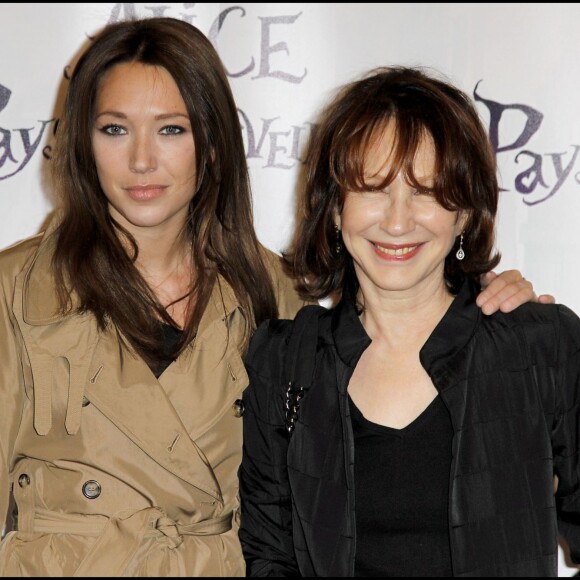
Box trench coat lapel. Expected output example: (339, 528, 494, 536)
(85, 275, 246, 501)
(160, 275, 249, 441)
(18, 231, 224, 501)
(84, 327, 223, 501)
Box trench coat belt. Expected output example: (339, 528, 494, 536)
(29, 506, 233, 577)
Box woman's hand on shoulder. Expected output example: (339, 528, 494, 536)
(476, 270, 555, 316)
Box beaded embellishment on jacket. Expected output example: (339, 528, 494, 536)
(285, 381, 305, 434)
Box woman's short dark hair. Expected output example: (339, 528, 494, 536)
(51, 17, 277, 364)
(286, 65, 500, 301)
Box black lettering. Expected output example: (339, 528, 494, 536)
(107, 3, 138, 24)
(514, 150, 548, 201)
(265, 131, 294, 169)
(0, 120, 53, 181)
(289, 123, 315, 163)
(253, 14, 307, 83)
(179, 3, 197, 24)
(474, 81, 543, 154)
(523, 146, 580, 205)
(0, 85, 10, 113)
(238, 109, 278, 158)
(143, 5, 171, 17)
(208, 6, 254, 77)
(0, 128, 18, 169)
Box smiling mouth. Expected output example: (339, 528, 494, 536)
(372, 242, 424, 260)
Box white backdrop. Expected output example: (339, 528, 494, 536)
(1, 3, 580, 575)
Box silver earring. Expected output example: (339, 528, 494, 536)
(456, 234, 465, 261)
(334, 224, 342, 255)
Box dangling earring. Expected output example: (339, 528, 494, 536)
(456, 234, 465, 261)
(334, 224, 343, 255)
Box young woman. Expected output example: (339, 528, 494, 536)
(238, 66, 578, 577)
(0, 17, 306, 577)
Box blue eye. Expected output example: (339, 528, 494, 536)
(100, 124, 126, 136)
(160, 125, 185, 135)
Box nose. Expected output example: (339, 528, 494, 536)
(380, 187, 416, 235)
(129, 132, 157, 174)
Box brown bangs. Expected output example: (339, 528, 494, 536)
(328, 114, 451, 206)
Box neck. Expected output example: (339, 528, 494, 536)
(358, 277, 454, 351)
(109, 204, 193, 280)
(135, 232, 192, 280)
(125, 227, 194, 320)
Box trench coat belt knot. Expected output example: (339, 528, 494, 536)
(28, 506, 233, 577)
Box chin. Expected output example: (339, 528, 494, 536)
(368, 276, 418, 293)
(120, 210, 172, 229)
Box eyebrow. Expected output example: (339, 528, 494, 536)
(94, 111, 190, 121)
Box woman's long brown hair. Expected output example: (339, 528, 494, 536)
(51, 17, 278, 366)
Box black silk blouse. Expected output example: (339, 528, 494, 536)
(239, 276, 580, 577)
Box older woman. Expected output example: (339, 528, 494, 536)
(238, 66, 580, 577)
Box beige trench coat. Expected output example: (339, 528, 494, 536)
(0, 226, 303, 577)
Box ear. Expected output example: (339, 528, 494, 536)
(456, 210, 469, 236)
(333, 205, 342, 230)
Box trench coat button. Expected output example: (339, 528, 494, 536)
(82, 396, 90, 407)
(18, 474, 30, 488)
(82, 480, 101, 499)
(232, 399, 245, 418)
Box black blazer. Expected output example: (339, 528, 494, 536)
(239, 277, 580, 576)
